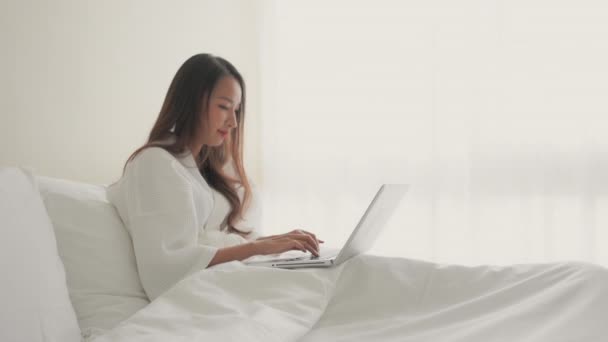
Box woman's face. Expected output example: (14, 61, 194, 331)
(198, 76, 241, 147)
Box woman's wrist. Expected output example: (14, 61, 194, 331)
(247, 240, 261, 256)
(255, 235, 275, 241)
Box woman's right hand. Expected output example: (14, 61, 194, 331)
(209, 230, 324, 267)
(252, 231, 322, 257)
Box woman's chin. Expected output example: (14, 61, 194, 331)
(209, 139, 225, 147)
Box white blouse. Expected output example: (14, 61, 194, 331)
(107, 147, 260, 300)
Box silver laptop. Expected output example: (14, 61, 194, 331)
(245, 184, 409, 269)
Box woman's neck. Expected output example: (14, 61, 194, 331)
(189, 143, 203, 162)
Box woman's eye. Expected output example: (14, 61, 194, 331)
(219, 105, 229, 110)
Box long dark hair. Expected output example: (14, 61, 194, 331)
(125, 53, 251, 234)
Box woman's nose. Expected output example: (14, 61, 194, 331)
(228, 111, 238, 128)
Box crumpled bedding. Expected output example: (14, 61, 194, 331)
(89, 255, 608, 342)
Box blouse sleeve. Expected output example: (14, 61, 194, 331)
(118, 148, 218, 300)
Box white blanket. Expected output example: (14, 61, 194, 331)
(90, 256, 608, 341)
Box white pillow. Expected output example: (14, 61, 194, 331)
(36, 175, 149, 339)
(0, 167, 81, 342)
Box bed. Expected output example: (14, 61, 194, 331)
(1, 167, 607, 342)
(92, 257, 608, 341)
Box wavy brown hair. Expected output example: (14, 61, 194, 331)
(124, 53, 251, 234)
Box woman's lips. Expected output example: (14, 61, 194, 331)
(218, 129, 228, 137)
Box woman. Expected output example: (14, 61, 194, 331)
(108, 54, 323, 300)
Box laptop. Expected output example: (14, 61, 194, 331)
(245, 184, 409, 269)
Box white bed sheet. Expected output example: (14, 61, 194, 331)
(89, 255, 608, 342)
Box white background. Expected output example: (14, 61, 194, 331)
(2, 0, 607, 266)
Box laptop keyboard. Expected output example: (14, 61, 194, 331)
(283, 254, 333, 262)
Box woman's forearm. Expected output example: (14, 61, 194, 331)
(207, 242, 259, 267)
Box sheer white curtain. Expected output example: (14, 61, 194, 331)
(255, 0, 608, 266)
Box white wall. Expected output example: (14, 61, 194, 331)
(0, 0, 263, 184)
